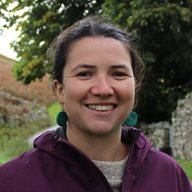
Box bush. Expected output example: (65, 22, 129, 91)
(47, 102, 61, 125)
(0, 120, 50, 164)
(177, 159, 192, 180)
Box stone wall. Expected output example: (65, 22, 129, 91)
(0, 90, 49, 128)
(172, 92, 192, 160)
(141, 92, 192, 160)
(141, 121, 171, 150)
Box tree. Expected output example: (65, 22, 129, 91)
(0, 0, 104, 84)
(102, 0, 192, 122)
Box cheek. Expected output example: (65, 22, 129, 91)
(64, 79, 90, 96)
(120, 86, 135, 108)
(63, 82, 84, 104)
(121, 81, 135, 98)
(63, 85, 74, 101)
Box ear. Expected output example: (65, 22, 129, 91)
(52, 80, 65, 104)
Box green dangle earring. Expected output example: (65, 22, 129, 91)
(56, 111, 68, 127)
(123, 111, 138, 126)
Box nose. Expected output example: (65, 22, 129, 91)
(90, 75, 114, 97)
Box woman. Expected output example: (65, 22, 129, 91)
(0, 16, 191, 192)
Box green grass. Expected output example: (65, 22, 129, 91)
(0, 101, 60, 164)
(0, 156, 9, 164)
(0, 121, 50, 164)
(177, 159, 192, 180)
(47, 101, 61, 125)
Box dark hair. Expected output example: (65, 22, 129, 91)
(48, 16, 145, 101)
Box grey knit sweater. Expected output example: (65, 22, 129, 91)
(93, 156, 128, 192)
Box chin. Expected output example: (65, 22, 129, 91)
(87, 125, 118, 136)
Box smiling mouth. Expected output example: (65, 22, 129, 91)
(86, 104, 116, 111)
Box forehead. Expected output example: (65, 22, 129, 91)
(67, 36, 131, 63)
(71, 36, 128, 49)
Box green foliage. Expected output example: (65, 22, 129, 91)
(47, 101, 61, 125)
(102, 0, 192, 122)
(0, 127, 30, 160)
(0, 0, 104, 84)
(177, 158, 192, 180)
(0, 102, 60, 164)
(0, 120, 49, 164)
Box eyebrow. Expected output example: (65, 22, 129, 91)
(72, 63, 130, 72)
(110, 64, 130, 70)
(72, 64, 95, 72)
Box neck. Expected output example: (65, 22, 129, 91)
(66, 125, 129, 161)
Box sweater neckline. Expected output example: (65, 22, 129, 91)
(92, 155, 128, 192)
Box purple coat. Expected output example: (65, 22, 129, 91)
(0, 127, 191, 192)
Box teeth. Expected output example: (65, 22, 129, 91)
(88, 105, 114, 111)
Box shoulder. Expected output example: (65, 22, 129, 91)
(0, 148, 39, 175)
(0, 147, 50, 192)
(148, 148, 179, 168)
(145, 148, 192, 191)
(130, 131, 192, 191)
(135, 133, 185, 175)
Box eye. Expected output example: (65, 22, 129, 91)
(112, 71, 128, 79)
(76, 71, 93, 79)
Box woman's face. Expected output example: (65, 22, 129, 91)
(54, 36, 135, 138)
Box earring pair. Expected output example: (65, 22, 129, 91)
(56, 111, 138, 127)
